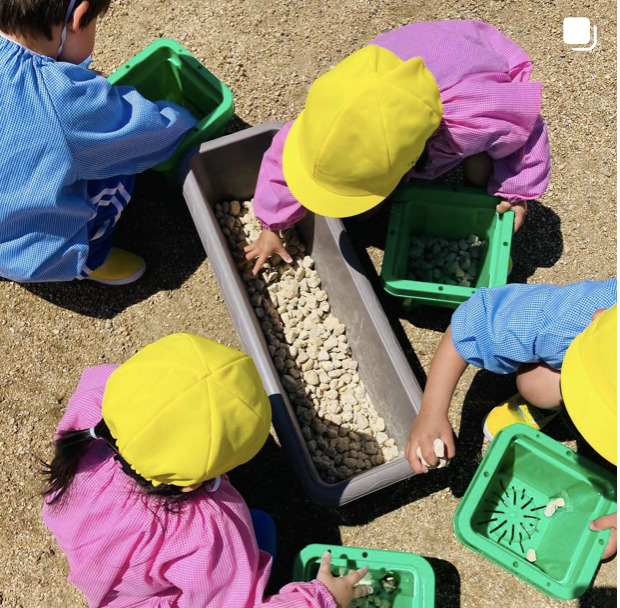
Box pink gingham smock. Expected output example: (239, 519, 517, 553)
(42, 365, 335, 608)
(253, 20, 551, 231)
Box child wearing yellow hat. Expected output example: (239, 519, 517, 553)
(406, 279, 617, 558)
(42, 333, 371, 608)
(245, 20, 551, 275)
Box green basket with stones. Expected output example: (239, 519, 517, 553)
(453, 425, 617, 600)
(381, 182, 513, 309)
(107, 39, 235, 181)
(293, 544, 435, 608)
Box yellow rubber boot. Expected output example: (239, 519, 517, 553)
(483, 393, 561, 442)
(86, 247, 146, 285)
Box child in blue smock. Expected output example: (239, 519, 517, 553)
(0, 0, 197, 284)
(407, 279, 617, 558)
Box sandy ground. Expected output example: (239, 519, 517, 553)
(0, 0, 617, 606)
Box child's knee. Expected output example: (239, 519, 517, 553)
(516, 363, 562, 409)
(463, 152, 493, 187)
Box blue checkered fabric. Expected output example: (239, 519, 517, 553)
(451, 278, 617, 373)
(0, 35, 197, 282)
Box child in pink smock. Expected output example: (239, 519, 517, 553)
(42, 333, 371, 608)
(245, 20, 551, 274)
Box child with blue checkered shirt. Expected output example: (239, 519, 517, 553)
(0, 0, 197, 284)
(407, 278, 617, 558)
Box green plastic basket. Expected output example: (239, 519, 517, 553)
(453, 425, 617, 600)
(381, 182, 513, 309)
(293, 544, 435, 608)
(107, 38, 235, 179)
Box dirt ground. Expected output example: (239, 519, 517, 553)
(0, 0, 617, 607)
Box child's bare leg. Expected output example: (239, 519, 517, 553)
(463, 152, 493, 187)
(516, 363, 562, 409)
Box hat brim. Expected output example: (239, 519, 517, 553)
(282, 115, 392, 218)
(561, 342, 617, 465)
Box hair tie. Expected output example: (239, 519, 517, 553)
(88, 427, 98, 440)
(206, 476, 222, 492)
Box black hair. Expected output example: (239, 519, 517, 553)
(41, 418, 193, 513)
(413, 141, 430, 173)
(0, 0, 112, 41)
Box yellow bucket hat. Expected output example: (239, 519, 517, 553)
(102, 334, 272, 487)
(561, 305, 617, 465)
(282, 45, 442, 218)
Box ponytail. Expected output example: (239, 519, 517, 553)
(41, 419, 113, 504)
(42, 420, 196, 512)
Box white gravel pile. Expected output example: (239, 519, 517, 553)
(215, 200, 400, 483)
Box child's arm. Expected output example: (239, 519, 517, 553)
(252, 122, 308, 231)
(159, 482, 345, 608)
(44, 65, 198, 179)
(244, 122, 308, 273)
(406, 326, 466, 474)
(254, 552, 371, 608)
(488, 116, 551, 216)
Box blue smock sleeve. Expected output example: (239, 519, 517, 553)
(450, 279, 617, 374)
(41, 63, 198, 180)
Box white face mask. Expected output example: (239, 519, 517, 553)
(57, 0, 78, 57)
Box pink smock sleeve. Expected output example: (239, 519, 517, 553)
(439, 23, 550, 203)
(437, 72, 549, 204)
(253, 122, 308, 231)
(259, 581, 336, 608)
(488, 115, 551, 203)
(155, 478, 335, 608)
(382, 21, 551, 204)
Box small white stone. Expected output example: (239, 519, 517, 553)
(375, 432, 388, 445)
(415, 439, 448, 469)
(371, 417, 386, 433)
(544, 502, 557, 518)
(305, 371, 319, 386)
(301, 359, 315, 372)
(526, 549, 537, 562)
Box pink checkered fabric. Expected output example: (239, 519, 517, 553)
(43, 365, 335, 608)
(253, 20, 550, 231)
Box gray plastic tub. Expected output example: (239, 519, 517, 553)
(182, 122, 423, 505)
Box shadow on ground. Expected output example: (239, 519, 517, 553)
(580, 587, 617, 607)
(20, 170, 206, 318)
(231, 435, 463, 601)
(509, 200, 563, 284)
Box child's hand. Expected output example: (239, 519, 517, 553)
(590, 513, 617, 559)
(406, 410, 455, 474)
(496, 200, 527, 233)
(243, 228, 293, 275)
(316, 551, 372, 608)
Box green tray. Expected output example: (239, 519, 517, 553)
(293, 544, 435, 608)
(453, 425, 617, 600)
(107, 38, 234, 179)
(381, 182, 513, 309)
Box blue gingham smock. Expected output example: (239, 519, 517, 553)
(450, 278, 617, 373)
(0, 35, 197, 282)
